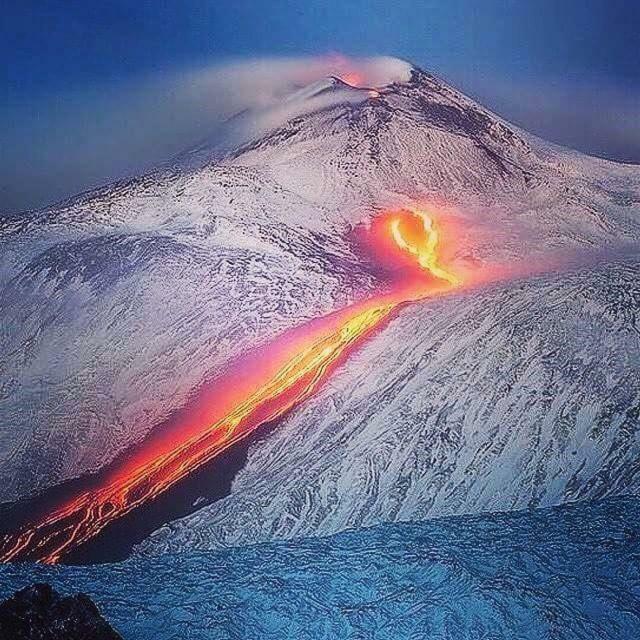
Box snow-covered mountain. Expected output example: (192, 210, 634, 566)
(0, 58, 639, 559)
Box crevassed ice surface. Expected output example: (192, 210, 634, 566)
(2, 497, 639, 640)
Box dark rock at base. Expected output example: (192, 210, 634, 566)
(0, 583, 122, 640)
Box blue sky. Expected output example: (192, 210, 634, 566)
(2, 1, 639, 211)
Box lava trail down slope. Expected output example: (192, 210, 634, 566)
(0, 207, 459, 564)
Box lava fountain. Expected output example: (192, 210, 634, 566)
(0, 207, 460, 564)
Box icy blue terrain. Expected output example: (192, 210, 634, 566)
(1, 496, 638, 639)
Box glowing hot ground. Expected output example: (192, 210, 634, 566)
(0, 208, 460, 564)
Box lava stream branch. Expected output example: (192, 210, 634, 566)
(0, 207, 460, 564)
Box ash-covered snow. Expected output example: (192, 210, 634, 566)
(1, 497, 639, 639)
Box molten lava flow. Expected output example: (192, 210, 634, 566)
(0, 305, 393, 564)
(0, 208, 459, 564)
(390, 208, 460, 286)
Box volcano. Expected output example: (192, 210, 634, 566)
(0, 57, 639, 578)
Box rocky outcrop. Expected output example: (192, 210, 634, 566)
(0, 583, 121, 640)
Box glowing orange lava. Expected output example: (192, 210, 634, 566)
(0, 208, 460, 564)
(390, 207, 460, 286)
(340, 72, 364, 87)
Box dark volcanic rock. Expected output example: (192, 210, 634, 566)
(0, 583, 121, 640)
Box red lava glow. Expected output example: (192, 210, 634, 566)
(337, 73, 380, 97)
(340, 72, 364, 87)
(0, 207, 461, 564)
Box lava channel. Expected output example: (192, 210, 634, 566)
(0, 207, 460, 564)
